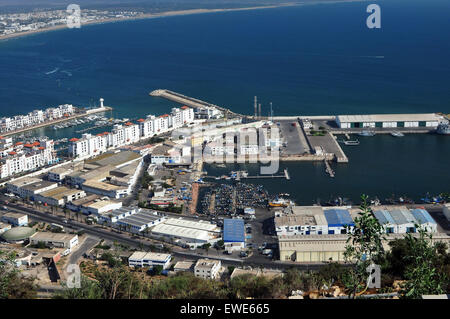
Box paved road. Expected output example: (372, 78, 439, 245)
(68, 235, 99, 266)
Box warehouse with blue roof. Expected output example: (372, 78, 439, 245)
(323, 209, 355, 234)
(372, 207, 437, 234)
(410, 209, 437, 233)
(223, 218, 245, 252)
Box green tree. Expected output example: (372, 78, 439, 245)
(54, 275, 102, 299)
(400, 227, 448, 299)
(342, 194, 386, 298)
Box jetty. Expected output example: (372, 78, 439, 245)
(324, 159, 335, 177)
(150, 89, 241, 117)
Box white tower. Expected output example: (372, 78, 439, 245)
(99, 98, 104, 108)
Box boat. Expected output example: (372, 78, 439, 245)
(436, 121, 450, 135)
(421, 192, 445, 204)
(268, 197, 292, 207)
(357, 130, 376, 137)
(324, 196, 352, 207)
(343, 139, 360, 145)
(385, 195, 414, 205)
(216, 164, 226, 168)
(390, 131, 404, 137)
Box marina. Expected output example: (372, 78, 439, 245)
(1, 105, 112, 138)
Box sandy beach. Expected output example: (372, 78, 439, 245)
(0, 3, 301, 41)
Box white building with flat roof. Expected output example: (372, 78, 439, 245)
(1, 212, 28, 226)
(275, 206, 328, 236)
(194, 258, 221, 280)
(335, 113, 442, 129)
(30, 232, 78, 249)
(128, 251, 171, 269)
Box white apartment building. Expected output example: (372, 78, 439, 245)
(68, 133, 108, 159)
(194, 259, 222, 280)
(0, 138, 57, 179)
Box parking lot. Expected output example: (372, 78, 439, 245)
(277, 120, 311, 155)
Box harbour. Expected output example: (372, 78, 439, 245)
(1, 105, 113, 138)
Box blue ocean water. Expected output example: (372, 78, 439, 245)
(0, 0, 449, 203)
(0, 0, 449, 118)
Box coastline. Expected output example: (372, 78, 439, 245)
(0, 1, 367, 42)
(0, 3, 301, 41)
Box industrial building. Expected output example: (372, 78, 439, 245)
(275, 206, 328, 236)
(151, 217, 221, 247)
(113, 209, 166, 233)
(30, 232, 78, 249)
(194, 258, 222, 280)
(275, 206, 354, 236)
(80, 198, 123, 215)
(34, 186, 86, 206)
(335, 113, 442, 129)
(323, 208, 355, 234)
(6, 178, 57, 199)
(1, 212, 28, 226)
(279, 232, 450, 263)
(373, 206, 437, 234)
(128, 251, 172, 269)
(223, 218, 245, 252)
(98, 207, 137, 224)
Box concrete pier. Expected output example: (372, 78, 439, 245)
(150, 89, 240, 117)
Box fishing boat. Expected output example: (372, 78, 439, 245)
(421, 193, 445, 204)
(390, 131, 404, 137)
(268, 197, 293, 207)
(357, 130, 376, 137)
(385, 195, 414, 205)
(343, 139, 360, 145)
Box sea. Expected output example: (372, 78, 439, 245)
(0, 0, 449, 204)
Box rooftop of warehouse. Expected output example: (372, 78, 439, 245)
(163, 218, 221, 232)
(30, 232, 77, 242)
(85, 151, 141, 167)
(70, 194, 102, 206)
(410, 209, 437, 225)
(21, 180, 56, 191)
(129, 251, 171, 262)
(39, 186, 82, 199)
(116, 210, 164, 226)
(323, 208, 355, 227)
(7, 177, 42, 187)
(151, 223, 211, 241)
(82, 180, 122, 191)
(223, 219, 245, 243)
(87, 199, 121, 209)
(336, 113, 442, 123)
